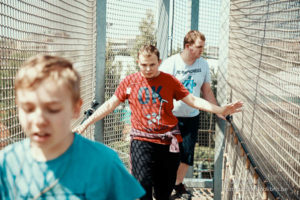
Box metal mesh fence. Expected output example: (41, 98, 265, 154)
(220, 0, 300, 199)
(0, 0, 97, 147)
(103, 0, 157, 165)
(192, 0, 222, 179)
(169, 0, 190, 54)
(2, 1, 299, 198)
(222, 126, 275, 200)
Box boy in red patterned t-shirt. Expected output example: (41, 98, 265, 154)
(74, 45, 243, 200)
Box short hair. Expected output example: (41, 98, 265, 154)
(138, 44, 160, 60)
(183, 30, 206, 48)
(15, 54, 81, 104)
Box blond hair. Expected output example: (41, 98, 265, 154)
(15, 54, 81, 103)
(183, 30, 206, 48)
(138, 44, 160, 60)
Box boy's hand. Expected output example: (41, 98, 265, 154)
(72, 124, 87, 134)
(221, 101, 243, 117)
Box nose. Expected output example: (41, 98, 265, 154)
(32, 109, 48, 127)
(146, 66, 151, 71)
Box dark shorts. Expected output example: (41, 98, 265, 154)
(130, 140, 180, 200)
(177, 114, 200, 166)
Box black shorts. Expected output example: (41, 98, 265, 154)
(177, 114, 200, 166)
(130, 140, 180, 200)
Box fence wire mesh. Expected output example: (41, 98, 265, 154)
(195, 0, 222, 180)
(223, 126, 276, 200)
(168, 0, 222, 180)
(0, 0, 97, 147)
(1, 1, 299, 198)
(220, 0, 300, 199)
(104, 0, 158, 166)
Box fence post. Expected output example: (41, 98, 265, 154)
(94, 0, 107, 142)
(156, 0, 170, 59)
(191, 0, 199, 30)
(214, 0, 230, 199)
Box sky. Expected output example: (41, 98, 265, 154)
(106, 0, 222, 54)
(171, 0, 221, 50)
(106, 0, 157, 39)
(1, 0, 221, 55)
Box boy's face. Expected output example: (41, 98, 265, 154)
(16, 78, 81, 154)
(138, 53, 162, 79)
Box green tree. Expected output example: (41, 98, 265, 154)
(103, 40, 127, 142)
(104, 40, 123, 100)
(130, 9, 157, 70)
(170, 46, 182, 56)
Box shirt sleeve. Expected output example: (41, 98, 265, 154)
(159, 57, 175, 75)
(0, 153, 4, 200)
(107, 153, 145, 200)
(203, 60, 211, 83)
(84, 147, 145, 200)
(0, 152, 9, 200)
(172, 76, 190, 101)
(114, 77, 129, 102)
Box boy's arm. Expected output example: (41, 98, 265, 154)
(201, 82, 226, 120)
(73, 95, 121, 133)
(181, 94, 243, 117)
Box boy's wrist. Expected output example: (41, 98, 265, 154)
(220, 106, 226, 115)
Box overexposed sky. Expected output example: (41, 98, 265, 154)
(106, 0, 157, 39)
(170, 0, 221, 50)
(106, 0, 221, 50)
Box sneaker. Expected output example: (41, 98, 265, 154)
(174, 183, 189, 195)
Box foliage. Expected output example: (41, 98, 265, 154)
(130, 9, 157, 71)
(104, 40, 129, 137)
(170, 46, 182, 56)
(105, 40, 122, 99)
(193, 144, 214, 179)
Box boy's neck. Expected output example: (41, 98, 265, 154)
(180, 50, 197, 66)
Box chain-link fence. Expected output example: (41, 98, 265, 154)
(168, 0, 222, 181)
(103, 0, 158, 166)
(0, 0, 97, 148)
(219, 0, 300, 199)
(1, 1, 299, 199)
(0, 1, 220, 182)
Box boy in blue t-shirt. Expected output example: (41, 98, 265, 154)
(0, 55, 145, 200)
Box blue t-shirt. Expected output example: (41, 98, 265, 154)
(0, 133, 145, 200)
(160, 53, 211, 117)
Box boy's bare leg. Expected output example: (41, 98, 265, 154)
(175, 163, 189, 185)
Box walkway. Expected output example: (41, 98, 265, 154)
(170, 187, 214, 200)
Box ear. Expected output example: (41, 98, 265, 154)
(184, 43, 189, 49)
(73, 98, 83, 118)
(158, 59, 162, 65)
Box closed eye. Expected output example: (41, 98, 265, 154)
(22, 106, 35, 113)
(20, 104, 35, 113)
(48, 108, 61, 113)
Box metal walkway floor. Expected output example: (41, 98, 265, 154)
(170, 187, 214, 200)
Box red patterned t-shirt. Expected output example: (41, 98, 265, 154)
(115, 71, 190, 145)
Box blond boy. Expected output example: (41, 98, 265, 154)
(0, 55, 145, 200)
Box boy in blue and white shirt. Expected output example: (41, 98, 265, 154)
(160, 30, 226, 197)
